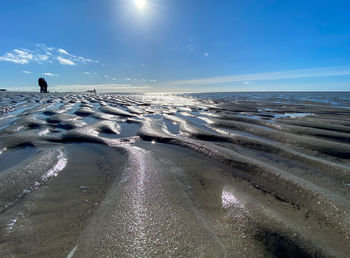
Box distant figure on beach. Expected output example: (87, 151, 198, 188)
(38, 77, 48, 93)
(94, 89, 96, 95)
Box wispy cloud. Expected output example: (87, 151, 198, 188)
(50, 84, 152, 93)
(122, 77, 157, 82)
(57, 56, 75, 66)
(0, 43, 97, 66)
(43, 72, 59, 77)
(22, 70, 32, 74)
(164, 66, 350, 86)
(0, 49, 34, 64)
(204, 52, 209, 57)
(83, 71, 98, 76)
(57, 48, 69, 55)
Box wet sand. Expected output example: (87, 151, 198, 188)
(0, 91, 350, 257)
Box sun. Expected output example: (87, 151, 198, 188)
(134, 0, 146, 9)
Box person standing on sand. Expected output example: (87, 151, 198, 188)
(38, 77, 48, 93)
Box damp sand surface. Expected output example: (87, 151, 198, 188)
(0, 91, 350, 257)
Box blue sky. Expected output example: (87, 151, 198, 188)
(1, 0, 350, 92)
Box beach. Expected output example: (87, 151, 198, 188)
(0, 91, 350, 257)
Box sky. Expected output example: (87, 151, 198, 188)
(1, 0, 350, 92)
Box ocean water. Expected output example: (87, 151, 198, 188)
(188, 91, 350, 107)
(0, 91, 350, 257)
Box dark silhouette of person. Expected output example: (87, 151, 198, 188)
(38, 78, 48, 93)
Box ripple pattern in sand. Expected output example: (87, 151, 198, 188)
(0, 92, 350, 257)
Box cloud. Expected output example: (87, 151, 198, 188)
(43, 72, 59, 77)
(204, 52, 209, 57)
(0, 44, 97, 66)
(243, 81, 251, 85)
(57, 57, 75, 66)
(58, 48, 69, 55)
(163, 66, 350, 86)
(49, 84, 152, 93)
(22, 70, 32, 74)
(0, 49, 33, 64)
(37, 54, 49, 61)
(83, 71, 97, 76)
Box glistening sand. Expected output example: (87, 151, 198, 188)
(0, 91, 350, 257)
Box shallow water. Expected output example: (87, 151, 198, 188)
(0, 91, 350, 257)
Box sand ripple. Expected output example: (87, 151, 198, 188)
(0, 92, 350, 257)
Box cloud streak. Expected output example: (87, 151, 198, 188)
(83, 71, 98, 76)
(57, 57, 75, 66)
(163, 66, 350, 86)
(43, 72, 59, 77)
(51, 84, 152, 93)
(0, 44, 97, 66)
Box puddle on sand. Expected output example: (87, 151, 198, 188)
(82, 117, 100, 124)
(99, 122, 141, 139)
(163, 119, 180, 134)
(0, 146, 38, 172)
(119, 122, 141, 137)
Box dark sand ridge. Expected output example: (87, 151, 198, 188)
(0, 92, 350, 257)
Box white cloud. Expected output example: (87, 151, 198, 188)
(243, 81, 251, 85)
(83, 71, 97, 76)
(43, 72, 59, 77)
(204, 52, 209, 57)
(0, 44, 97, 66)
(163, 66, 350, 86)
(57, 56, 75, 66)
(14, 49, 33, 60)
(104, 75, 109, 78)
(22, 70, 32, 74)
(49, 84, 152, 93)
(0, 49, 33, 64)
(112, 78, 117, 81)
(58, 48, 69, 55)
(37, 54, 49, 61)
(36, 43, 54, 52)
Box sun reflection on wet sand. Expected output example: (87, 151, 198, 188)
(221, 186, 246, 218)
(128, 147, 148, 252)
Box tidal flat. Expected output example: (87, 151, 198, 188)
(0, 91, 350, 257)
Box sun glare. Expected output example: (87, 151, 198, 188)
(134, 0, 146, 9)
